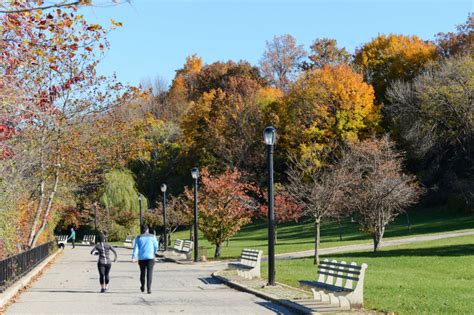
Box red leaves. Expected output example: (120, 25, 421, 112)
(185, 167, 257, 246)
(258, 189, 303, 223)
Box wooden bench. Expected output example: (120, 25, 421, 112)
(81, 235, 96, 245)
(123, 235, 135, 248)
(307, 259, 368, 309)
(228, 248, 262, 279)
(56, 235, 68, 246)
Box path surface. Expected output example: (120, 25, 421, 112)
(272, 229, 474, 260)
(6, 246, 292, 315)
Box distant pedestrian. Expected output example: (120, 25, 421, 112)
(132, 224, 158, 294)
(67, 227, 76, 249)
(91, 234, 117, 293)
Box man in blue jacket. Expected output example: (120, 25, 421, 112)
(132, 224, 158, 294)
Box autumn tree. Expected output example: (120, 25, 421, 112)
(341, 136, 422, 251)
(259, 34, 306, 91)
(286, 156, 349, 264)
(301, 38, 351, 70)
(185, 168, 257, 258)
(0, 4, 125, 247)
(354, 34, 437, 103)
(281, 64, 380, 167)
(180, 61, 274, 181)
(258, 186, 302, 243)
(144, 194, 192, 244)
(387, 55, 473, 209)
(435, 15, 473, 58)
(0, 0, 120, 14)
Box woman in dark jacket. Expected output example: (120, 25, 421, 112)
(90, 234, 117, 293)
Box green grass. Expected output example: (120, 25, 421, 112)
(260, 235, 474, 314)
(169, 207, 474, 259)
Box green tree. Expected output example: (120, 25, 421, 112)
(387, 55, 474, 209)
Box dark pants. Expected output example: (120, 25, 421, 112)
(71, 238, 75, 248)
(98, 263, 112, 285)
(138, 259, 154, 290)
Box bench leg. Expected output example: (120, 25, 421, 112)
(328, 293, 339, 306)
(338, 296, 351, 310)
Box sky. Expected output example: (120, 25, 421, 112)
(81, 0, 472, 87)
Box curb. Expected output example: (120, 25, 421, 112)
(0, 248, 62, 309)
(211, 272, 315, 315)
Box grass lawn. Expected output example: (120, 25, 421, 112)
(261, 235, 474, 314)
(169, 207, 474, 259)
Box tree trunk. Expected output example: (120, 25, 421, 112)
(338, 218, 343, 241)
(226, 239, 229, 247)
(314, 218, 321, 265)
(28, 179, 45, 247)
(406, 212, 411, 231)
(214, 243, 222, 258)
(372, 225, 385, 252)
(31, 172, 59, 247)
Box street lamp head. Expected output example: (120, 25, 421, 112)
(138, 193, 142, 201)
(161, 183, 167, 193)
(263, 126, 276, 146)
(191, 167, 199, 179)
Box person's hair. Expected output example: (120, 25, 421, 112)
(98, 233, 105, 243)
(140, 224, 149, 234)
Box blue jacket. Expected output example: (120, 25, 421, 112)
(132, 233, 158, 260)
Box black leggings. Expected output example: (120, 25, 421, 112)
(98, 263, 111, 285)
(138, 259, 154, 290)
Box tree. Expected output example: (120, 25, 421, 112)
(0, 0, 121, 14)
(258, 186, 302, 243)
(0, 6, 124, 247)
(180, 61, 271, 180)
(286, 155, 350, 264)
(185, 168, 257, 258)
(98, 169, 147, 240)
(144, 194, 192, 243)
(386, 55, 473, 209)
(435, 15, 473, 58)
(259, 34, 306, 91)
(354, 34, 437, 103)
(342, 136, 422, 251)
(281, 64, 380, 167)
(301, 38, 351, 70)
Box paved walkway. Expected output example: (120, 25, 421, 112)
(273, 229, 474, 260)
(6, 246, 292, 315)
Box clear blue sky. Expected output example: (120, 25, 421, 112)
(82, 0, 472, 87)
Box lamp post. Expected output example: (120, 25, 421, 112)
(191, 167, 199, 262)
(161, 183, 167, 251)
(264, 126, 276, 286)
(138, 193, 143, 229)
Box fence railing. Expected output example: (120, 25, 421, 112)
(0, 241, 56, 293)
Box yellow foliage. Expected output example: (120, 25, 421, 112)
(282, 64, 381, 163)
(354, 34, 437, 102)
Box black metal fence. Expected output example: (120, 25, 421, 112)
(0, 241, 56, 292)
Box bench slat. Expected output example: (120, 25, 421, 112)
(321, 265, 360, 276)
(318, 271, 359, 281)
(320, 260, 362, 270)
